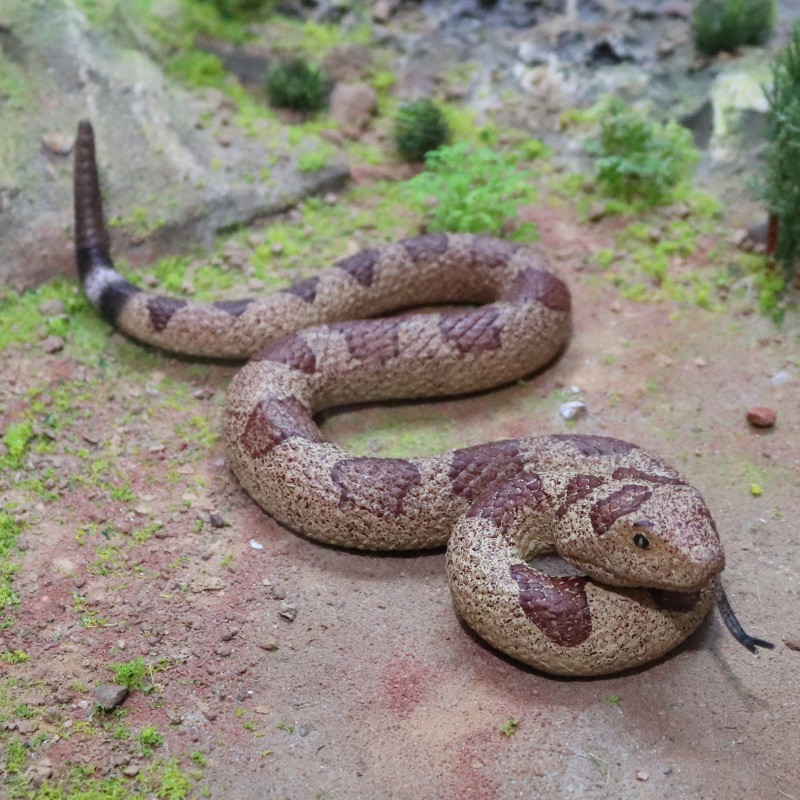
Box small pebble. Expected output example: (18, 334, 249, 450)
(249, 539, 264, 550)
(769, 370, 792, 387)
(42, 132, 73, 155)
(270, 242, 284, 255)
(209, 512, 228, 528)
(37, 299, 65, 316)
(220, 628, 239, 642)
(559, 400, 587, 421)
(636, 770, 650, 782)
(746, 406, 777, 429)
(41, 335, 65, 354)
(214, 643, 232, 657)
(279, 601, 298, 621)
(258, 636, 279, 651)
(588, 202, 606, 222)
(784, 638, 800, 652)
(93, 684, 128, 711)
(694, 357, 707, 368)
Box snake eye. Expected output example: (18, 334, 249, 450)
(633, 533, 650, 549)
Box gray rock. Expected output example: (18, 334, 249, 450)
(41, 335, 65, 354)
(330, 82, 378, 135)
(0, 0, 349, 290)
(517, 41, 551, 67)
(37, 298, 65, 317)
(559, 400, 587, 421)
(93, 683, 128, 711)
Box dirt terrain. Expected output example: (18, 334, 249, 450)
(2, 193, 799, 799)
(2, 2, 800, 799)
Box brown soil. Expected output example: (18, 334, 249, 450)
(2, 206, 799, 800)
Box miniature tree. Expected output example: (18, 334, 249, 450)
(764, 21, 800, 281)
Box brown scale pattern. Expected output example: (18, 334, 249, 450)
(283, 277, 320, 303)
(147, 297, 186, 332)
(335, 249, 381, 287)
(448, 441, 524, 502)
(611, 466, 685, 486)
(467, 472, 548, 533)
(331, 457, 422, 519)
(554, 434, 639, 458)
(502, 268, 572, 312)
(240, 396, 322, 458)
(401, 233, 449, 262)
(509, 564, 592, 646)
(254, 334, 317, 374)
(555, 474, 606, 519)
(589, 484, 653, 536)
(335, 318, 402, 364)
(438, 308, 503, 354)
(468, 236, 518, 269)
(213, 299, 252, 318)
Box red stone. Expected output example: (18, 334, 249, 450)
(746, 406, 777, 429)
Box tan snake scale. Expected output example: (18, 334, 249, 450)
(72, 121, 771, 676)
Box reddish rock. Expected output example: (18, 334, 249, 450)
(746, 406, 777, 429)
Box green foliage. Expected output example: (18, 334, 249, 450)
(764, 21, 800, 282)
(0, 513, 22, 612)
(165, 51, 227, 90)
(499, 717, 518, 737)
(1, 650, 29, 664)
(393, 99, 451, 163)
(297, 144, 338, 173)
(403, 143, 537, 235)
(265, 58, 327, 112)
(206, 0, 276, 19)
(691, 0, 775, 55)
(2, 421, 33, 469)
(139, 726, 164, 756)
(155, 759, 191, 799)
(108, 657, 148, 691)
(585, 98, 699, 206)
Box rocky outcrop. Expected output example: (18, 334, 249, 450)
(0, 0, 348, 289)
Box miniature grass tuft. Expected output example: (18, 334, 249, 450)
(0, 514, 23, 613)
(265, 58, 327, 113)
(393, 99, 451, 163)
(108, 657, 148, 691)
(585, 98, 699, 206)
(403, 143, 537, 235)
(691, 0, 775, 55)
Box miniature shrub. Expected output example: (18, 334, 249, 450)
(585, 98, 699, 205)
(691, 0, 775, 55)
(393, 99, 451, 163)
(265, 58, 327, 112)
(764, 21, 800, 282)
(109, 656, 148, 690)
(403, 143, 536, 235)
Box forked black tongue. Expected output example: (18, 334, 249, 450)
(716, 583, 774, 653)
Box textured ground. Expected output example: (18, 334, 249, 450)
(1, 192, 798, 799)
(2, 2, 800, 799)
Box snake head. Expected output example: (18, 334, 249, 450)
(557, 483, 725, 591)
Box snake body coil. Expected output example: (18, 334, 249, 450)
(73, 121, 771, 676)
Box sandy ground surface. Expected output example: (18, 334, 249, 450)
(2, 193, 799, 800)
